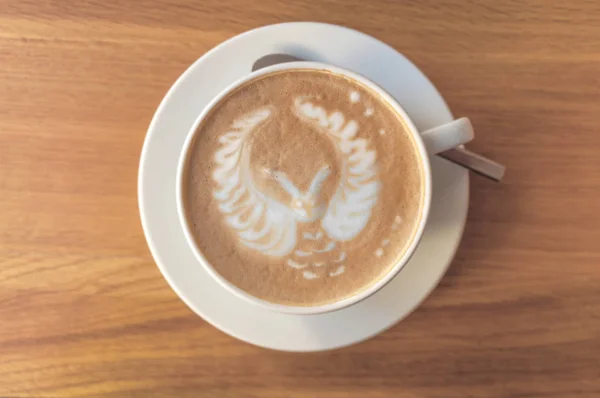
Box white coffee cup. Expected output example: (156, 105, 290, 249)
(176, 62, 473, 315)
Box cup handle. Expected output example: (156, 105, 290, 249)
(420, 118, 474, 155)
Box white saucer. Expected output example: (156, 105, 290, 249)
(138, 22, 468, 352)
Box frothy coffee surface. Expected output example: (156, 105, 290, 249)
(182, 69, 425, 306)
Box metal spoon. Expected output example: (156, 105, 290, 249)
(252, 54, 505, 181)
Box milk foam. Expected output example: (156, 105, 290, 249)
(211, 96, 381, 280)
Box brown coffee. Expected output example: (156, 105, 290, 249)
(181, 69, 425, 306)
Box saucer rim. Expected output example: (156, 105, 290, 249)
(138, 21, 469, 352)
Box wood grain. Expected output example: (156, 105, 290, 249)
(1, 1, 599, 397)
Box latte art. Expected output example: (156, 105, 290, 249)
(211, 97, 381, 280)
(182, 69, 425, 306)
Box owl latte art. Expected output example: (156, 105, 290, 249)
(181, 69, 425, 306)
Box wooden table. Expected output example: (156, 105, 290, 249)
(1, 1, 599, 397)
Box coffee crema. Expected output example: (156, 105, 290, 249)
(182, 69, 425, 306)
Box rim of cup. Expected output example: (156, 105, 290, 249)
(175, 61, 433, 315)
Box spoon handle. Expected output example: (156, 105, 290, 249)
(439, 147, 505, 181)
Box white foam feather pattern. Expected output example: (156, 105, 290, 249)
(293, 98, 380, 242)
(212, 108, 298, 257)
(211, 98, 380, 272)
